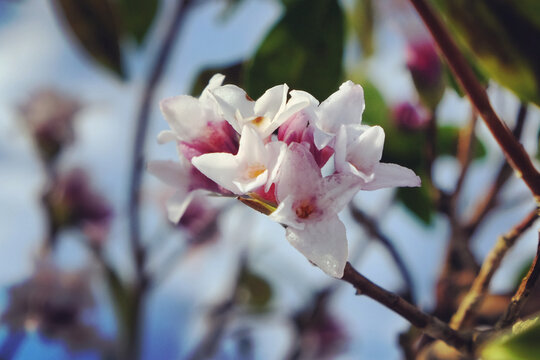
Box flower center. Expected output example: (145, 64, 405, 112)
(295, 199, 316, 219)
(250, 116, 265, 126)
(246, 163, 266, 179)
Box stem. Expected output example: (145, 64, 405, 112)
(126, 0, 193, 358)
(408, 0, 540, 199)
(452, 110, 477, 202)
(496, 230, 540, 329)
(464, 103, 528, 234)
(341, 262, 473, 354)
(450, 209, 539, 330)
(349, 205, 416, 302)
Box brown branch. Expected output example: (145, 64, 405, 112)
(464, 104, 529, 235)
(496, 230, 540, 330)
(452, 110, 478, 202)
(126, 1, 194, 359)
(349, 205, 416, 301)
(450, 209, 539, 330)
(408, 0, 540, 200)
(341, 262, 473, 354)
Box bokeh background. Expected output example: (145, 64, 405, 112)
(0, 0, 539, 359)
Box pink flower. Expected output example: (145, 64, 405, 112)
(269, 144, 361, 277)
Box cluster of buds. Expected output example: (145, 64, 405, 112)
(1, 262, 107, 352)
(149, 75, 420, 277)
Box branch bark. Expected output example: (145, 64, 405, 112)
(341, 262, 473, 354)
(496, 230, 540, 330)
(450, 209, 539, 330)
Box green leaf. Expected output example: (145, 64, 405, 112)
(117, 0, 159, 45)
(237, 267, 272, 310)
(482, 316, 540, 360)
(54, 0, 125, 78)
(396, 176, 435, 224)
(245, 0, 344, 100)
(350, 0, 375, 57)
(190, 61, 245, 97)
(431, 0, 540, 106)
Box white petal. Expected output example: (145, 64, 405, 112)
(166, 191, 196, 223)
(316, 81, 365, 135)
(199, 73, 226, 104)
(319, 173, 362, 213)
(160, 95, 208, 141)
(254, 84, 288, 121)
(362, 163, 421, 190)
(191, 152, 241, 194)
(156, 130, 179, 144)
(268, 196, 305, 230)
(286, 217, 348, 278)
(212, 84, 254, 126)
(147, 160, 188, 189)
(275, 143, 322, 202)
(264, 141, 287, 192)
(348, 125, 385, 172)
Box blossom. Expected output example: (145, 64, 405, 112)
(192, 125, 286, 195)
(269, 143, 361, 277)
(334, 124, 421, 189)
(312, 80, 365, 149)
(150, 75, 421, 278)
(211, 83, 312, 138)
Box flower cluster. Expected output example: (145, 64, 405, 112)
(149, 75, 420, 277)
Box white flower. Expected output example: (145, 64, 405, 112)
(191, 126, 286, 195)
(312, 80, 365, 149)
(269, 143, 361, 278)
(334, 124, 421, 190)
(157, 74, 226, 144)
(211, 84, 312, 138)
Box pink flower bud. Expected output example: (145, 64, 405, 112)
(406, 41, 444, 109)
(19, 89, 80, 161)
(392, 101, 430, 131)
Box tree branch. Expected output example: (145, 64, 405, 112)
(450, 209, 539, 330)
(126, 1, 193, 358)
(408, 0, 540, 200)
(341, 262, 473, 354)
(349, 204, 416, 302)
(496, 230, 540, 330)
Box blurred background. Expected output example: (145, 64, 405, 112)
(0, 0, 539, 359)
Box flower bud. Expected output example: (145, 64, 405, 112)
(19, 89, 80, 162)
(406, 41, 445, 109)
(392, 101, 430, 131)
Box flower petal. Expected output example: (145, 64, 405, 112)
(160, 95, 209, 141)
(147, 159, 188, 189)
(316, 81, 365, 135)
(166, 190, 196, 223)
(286, 216, 348, 278)
(361, 163, 421, 190)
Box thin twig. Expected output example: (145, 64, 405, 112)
(341, 262, 474, 354)
(463, 103, 528, 235)
(496, 230, 540, 330)
(450, 209, 539, 330)
(349, 204, 416, 302)
(126, 0, 194, 358)
(453, 110, 478, 202)
(408, 0, 540, 199)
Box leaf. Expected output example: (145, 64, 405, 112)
(350, 0, 375, 57)
(53, 0, 125, 78)
(190, 61, 245, 97)
(431, 0, 540, 106)
(396, 176, 435, 224)
(117, 0, 159, 45)
(482, 316, 540, 360)
(237, 267, 272, 310)
(245, 0, 344, 100)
